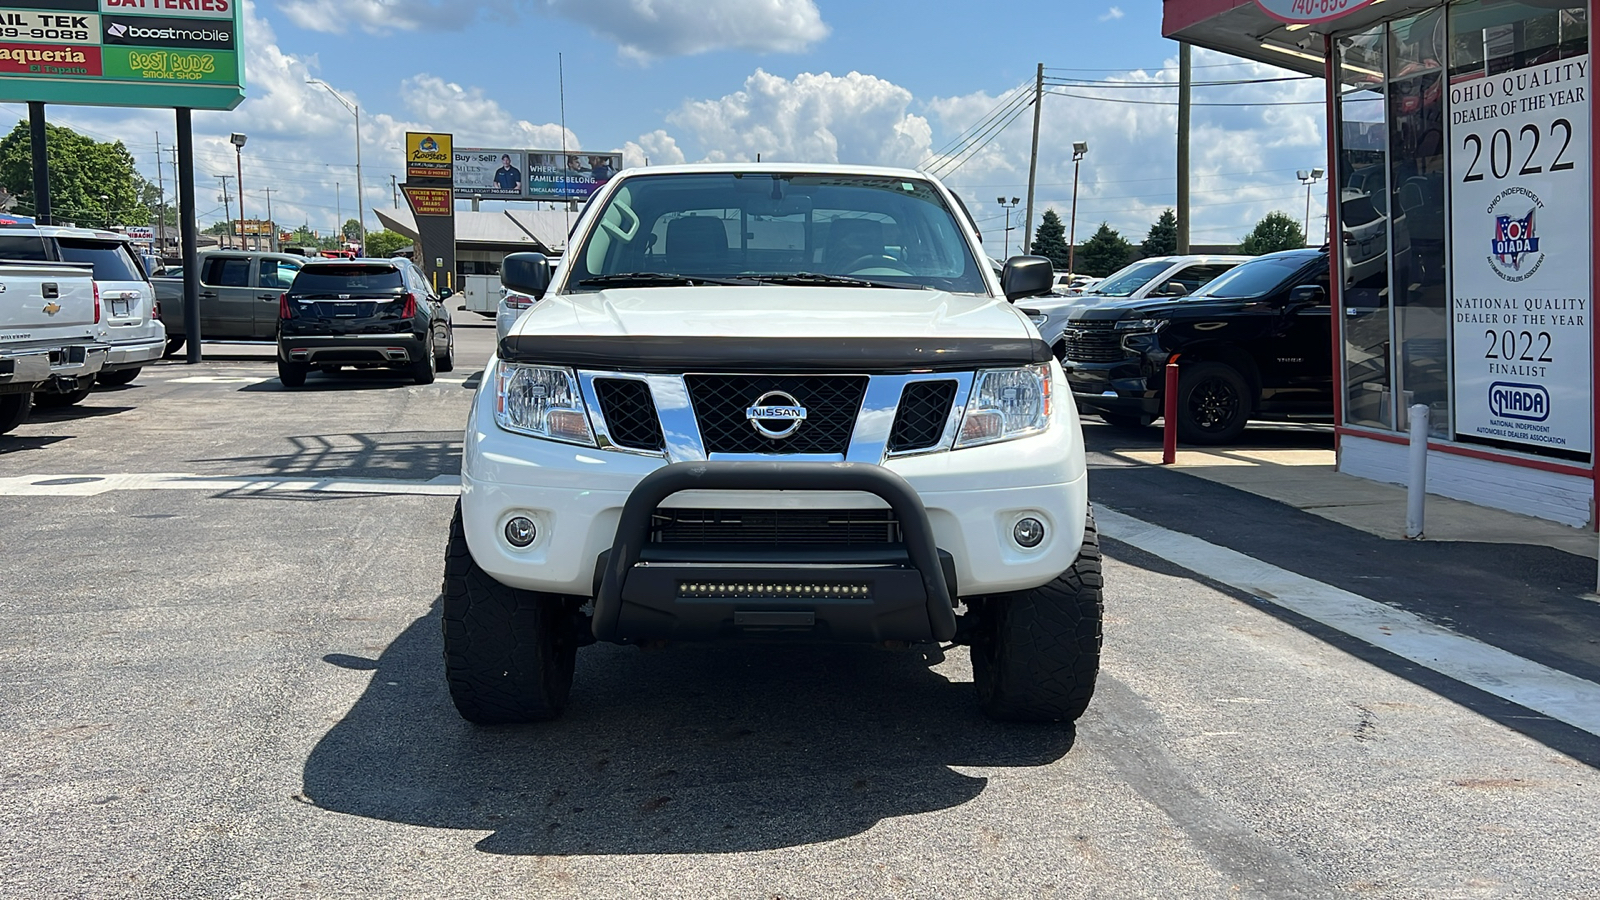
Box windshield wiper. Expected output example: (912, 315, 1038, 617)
(576, 272, 757, 288)
(751, 273, 929, 290)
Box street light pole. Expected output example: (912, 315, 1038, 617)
(1067, 141, 1088, 277)
(996, 196, 1021, 258)
(307, 79, 366, 252)
(230, 132, 247, 249)
(1298, 167, 1324, 244)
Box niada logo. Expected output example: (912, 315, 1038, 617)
(1488, 381, 1550, 422)
(1485, 186, 1546, 282)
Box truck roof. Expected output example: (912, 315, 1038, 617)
(0, 223, 138, 243)
(612, 161, 934, 180)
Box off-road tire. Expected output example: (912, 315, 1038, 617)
(98, 367, 141, 387)
(0, 392, 31, 434)
(972, 507, 1103, 723)
(277, 360, 307, 388)
(1176, 360, 1252, 444)
(163, 336, 186, 358)
(34, 386, 91, 408)
(411, 345, 436, 385)
(441, 503, 577, 724)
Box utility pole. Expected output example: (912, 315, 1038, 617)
(335, 181, 341, 246)
(1023, 62, 1044, 254)
(216, 175, 233, 248)
(1176, 42, 1192, 255)
(154, 132, 166, 254)
(390, 173, 398, 209)
(262, 188, 277, 251)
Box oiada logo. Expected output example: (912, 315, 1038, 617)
(1486, 186, 1546, 282)
(1488, 381, 1550, 422)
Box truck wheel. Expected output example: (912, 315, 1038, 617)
(437, 336, 455, 373)
(98, 367, 141, 387)
(0, 393, 31, 435)
(163, 336, 186, 358)
(277, 360, 307, 388)
(972, 507, 1103, 723)
(411, 345, 436, 385)
(441, 503, 577, 724)
(1176, 361, 1252, 444)
(34, 386, 91, 408)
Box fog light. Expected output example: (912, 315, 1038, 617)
(1013, 517, 1045, 548)
(504, 516, 537, 547)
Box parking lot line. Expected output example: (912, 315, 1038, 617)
(1097, 505, 1600, 738)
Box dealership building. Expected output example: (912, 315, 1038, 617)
(1165, 0, 1596, 527)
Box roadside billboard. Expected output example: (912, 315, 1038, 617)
(451, 148, 621, 201)
(0, 0, 244, 110)
(453, 149, 524, 198)
(406, 132, 453, 184)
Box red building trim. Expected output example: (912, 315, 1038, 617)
(1325, 35, 1343, 455)
(1591, 6, 1600, 527)
(1161, 0, 1251, 37)
(1336, 426, 1595, 477)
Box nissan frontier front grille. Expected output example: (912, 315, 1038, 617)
(685, 374, 866, 454)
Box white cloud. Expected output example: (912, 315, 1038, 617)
(1099, 6, 1124, 22)
(276, 0, 828, 58)
(666, 69, 932, 166)
(623, 130, 687, 169)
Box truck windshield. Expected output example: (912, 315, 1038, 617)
(1091, 260, 1173, 297)
(1191, 254, 1317, 300)
(290, 265, 404, 295)
(564, 172, 989, 294)
(57, 239, 145, 282)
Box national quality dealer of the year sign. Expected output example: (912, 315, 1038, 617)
(1449, 55, 1592, 458)
(0, 0, 243, 111)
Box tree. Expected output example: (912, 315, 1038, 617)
(364, 229, 410, 257)
(340, 218, 361, 240)
(1142, 208, 1178, 257)
(1075, 222, 1133, 277)
(1029, 208, 1070, 268)
(0, 121, 144, 227)
(1238, 211, 1306, 255)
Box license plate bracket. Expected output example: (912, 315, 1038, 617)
(109, 299, 131, 318)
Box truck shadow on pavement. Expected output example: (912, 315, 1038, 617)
(302, 600, 1078, 856)
(190, 430, 461, 479)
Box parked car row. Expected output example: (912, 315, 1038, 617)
(0, 225, 164, 434)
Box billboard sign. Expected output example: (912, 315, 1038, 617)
(0, 0, 243, 110)
(1448, 55, 1592, 458)
(406, 131, 452, 184)
(451, 147, 621, 201)
(403, 185, 451, 217)
(454, 149, 524, 198)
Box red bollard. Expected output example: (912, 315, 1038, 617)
(1161, 354, 1180, 465)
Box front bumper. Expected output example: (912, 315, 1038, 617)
(1063, 358, 1162, 418)
(0, 341, 109, 394)
(459, 360, 1089, 606)
(277, 333, 428, 365)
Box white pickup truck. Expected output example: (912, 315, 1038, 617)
(445, 163, 1102, 726)
(0, 259, 107, 434)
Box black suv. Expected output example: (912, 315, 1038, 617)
(1059, 248, 1331, 443)
(276, 258, 455, 388)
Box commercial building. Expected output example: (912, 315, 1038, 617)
(1165, 0, 1595, 527)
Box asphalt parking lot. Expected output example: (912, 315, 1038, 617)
(3, 312, 1599, 898)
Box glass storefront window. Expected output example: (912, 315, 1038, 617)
(1337, 26, 1393, 429)
(1389, 10, 1451, 437)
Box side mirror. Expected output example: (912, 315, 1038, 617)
(1163, 281, 1190, 297)
(1001, 255, 1054, 302)
(438, 287, 455, 300)
(501, 252, 551, 300)
(1287, 284, 1326, 305)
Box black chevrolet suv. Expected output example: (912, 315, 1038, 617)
(1060, 248, 1331, 443)
(276, 258, 455, 388)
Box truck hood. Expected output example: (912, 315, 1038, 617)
(501, 285, 1050, 373)
(510, 285, 1029, 340)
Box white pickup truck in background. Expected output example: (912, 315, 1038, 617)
(0, 260, 107, 434)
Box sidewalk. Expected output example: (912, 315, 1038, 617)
(1114, 446, 1599, 561)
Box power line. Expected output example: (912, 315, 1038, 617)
(918, 81, 1033, 172)
(1043, 75, 1314, 88)
(1043, 89, 1323, 107)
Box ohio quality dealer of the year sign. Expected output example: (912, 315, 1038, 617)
(0, 0, 243, 110)
(1449, 54, 1592, 458)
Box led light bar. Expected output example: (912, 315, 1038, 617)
(677, 582, 872, 600)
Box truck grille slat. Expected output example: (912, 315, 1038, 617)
(651, 508, 901, 545)
(1059, 321, 1123, 362)
(686, 374, 866, 455)
(888, 380, 957, 452)
(593, 378, 665, 452)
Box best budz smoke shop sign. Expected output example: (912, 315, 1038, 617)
(0, 0, 243, 110)
(1449, 56, 1592, 459)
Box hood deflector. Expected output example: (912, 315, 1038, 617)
(497, 334, 1053, 373)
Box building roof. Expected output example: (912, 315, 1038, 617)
(373, 206, 570, 254)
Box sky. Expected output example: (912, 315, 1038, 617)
(1, 0, 1330, 254)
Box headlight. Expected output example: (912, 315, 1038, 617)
(1027, 313, 1049, 327)
(956, 363, 1052, 448)
(1115, 318, 1167, 332)
(494, 363, 595, 445)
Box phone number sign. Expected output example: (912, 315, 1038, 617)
(0, 0, 242, 109)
